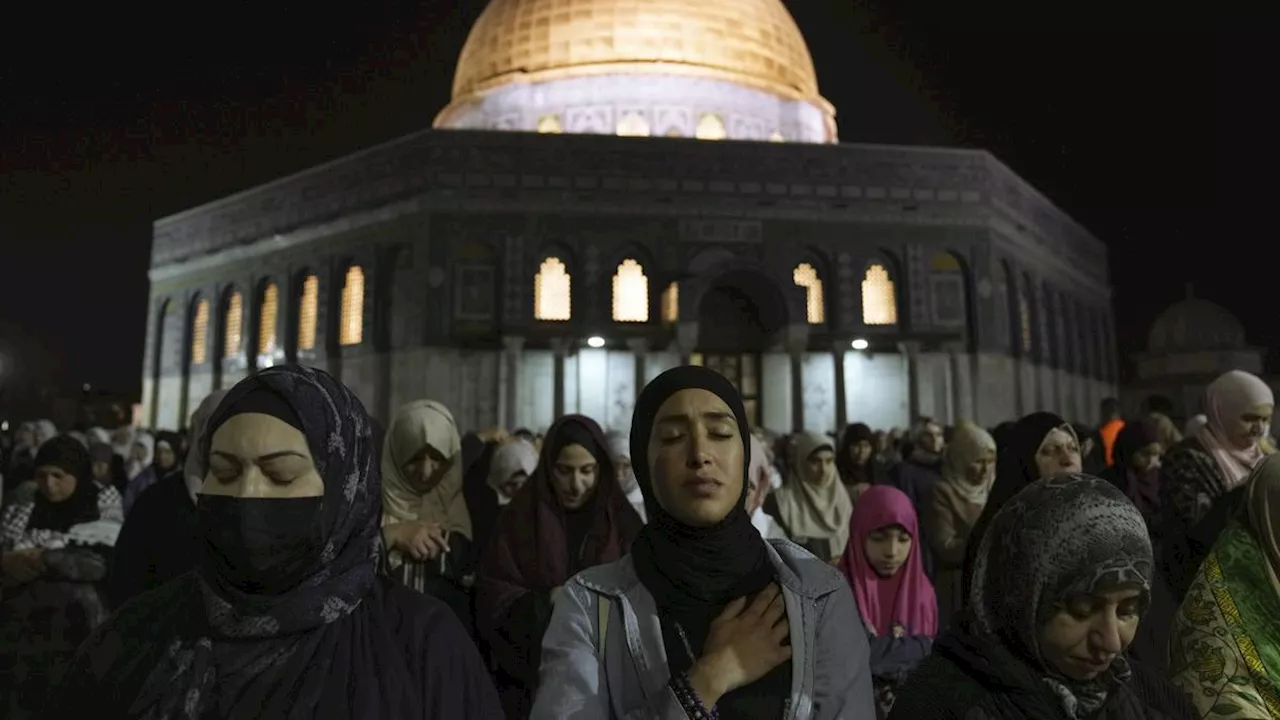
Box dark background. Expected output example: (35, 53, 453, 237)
(0, 1, 1250, 402)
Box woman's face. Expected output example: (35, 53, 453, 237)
(614, 454, 637, 493)
(156, 442, 177, 470)
(550, 442, 599, 510)
(91, 459, 111, 480)
(1130, 442, 1163, 473)
(1040, 587, 1143, 681)
(499, 471, 528, 501)
(36, 465, 78, 503)
(1035, 428, 1082, 480)
(965, 450, 996, 486)
(203, 413, 323, 498)
(1227, 403, 1273, 450)
(805, 447, 835, 484)
(130, 442, 149, 463)
(848, 440, 873, 467)
(864, 524, 912, 578)
(401, 444, 445, 493)
(648, 388, 744, 528)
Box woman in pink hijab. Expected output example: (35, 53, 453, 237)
(839, 484, 937, 718)
(1163, 369, 1275, 601)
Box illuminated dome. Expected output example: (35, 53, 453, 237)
(434, 0, 837, 143)
(1148, 297, 1247, 353)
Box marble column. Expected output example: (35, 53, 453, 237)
(550, 338, 569, 420)
(784, 323, 809, 432)
(947, 342, 966, 423)
(898, 341, 922, 422)
(501, 335, 525, 430)
(832, 342, 848, 430)
(628, 338, 649, 396)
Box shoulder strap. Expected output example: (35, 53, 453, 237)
(596, 595, 611, 659)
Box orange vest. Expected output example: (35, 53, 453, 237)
(1100, 419, 1125, 467)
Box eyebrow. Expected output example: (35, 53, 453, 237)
(655, 411, 737, 425)
(210, 450, 309, 463)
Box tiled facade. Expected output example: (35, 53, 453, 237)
(141, 130, 1118, 433)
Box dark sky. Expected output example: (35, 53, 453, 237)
(0, 1, 1252, 400)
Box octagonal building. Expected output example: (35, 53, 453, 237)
(140, 0, 1119, 434)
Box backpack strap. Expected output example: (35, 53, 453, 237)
(596, 595, 611, 659)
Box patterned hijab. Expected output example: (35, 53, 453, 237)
(381, 400, 468, 539)
(970, 473, 1153, 719)
(129, 365, 404, 718)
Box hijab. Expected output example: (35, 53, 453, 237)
(970, 473, 1152, 720)
(605, 430, 639, 495)
(1147, 412, 1183, 452)
(128, 365, 417, 719)
(86, 427, 112, 446)
(1197, 370, 1274, 491)
(111, 425, 136, 461)
(1112, 418, 1163, 513)
(773, 430, 854, 553)
(485, 439, 539, 503)
(941, 422, 997, 505)
(836, 422, 876, 485)
(839, 484, 937, 638)
(628, 366, 779, 684)
(28, 435, 100, 533)
(381, 400, 470, 539)
(127, 431, 154, 480)
(184, 389, 230, 503)
(1184, 414, 1208, 439)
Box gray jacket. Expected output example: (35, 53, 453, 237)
(530, 539, 876, 720)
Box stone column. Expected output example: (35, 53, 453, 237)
(783, 323, 809, 432)
(832, 342, 848, 430)
(501, 335, 525, 430)
(550, 338, 569, 420)
(898, 341, 922, 422)
(947, 342, 966, 423)
(627, 338, 650, 396)
(675, 321, 699, 365)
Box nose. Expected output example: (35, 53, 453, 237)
(1090, 613, 1124, 655)
(685, 431, 711, 467)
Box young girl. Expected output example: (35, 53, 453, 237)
(839, 485, 937, 718)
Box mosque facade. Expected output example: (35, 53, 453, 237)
(139, 0, 1119, 434)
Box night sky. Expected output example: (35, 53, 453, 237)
(0, 1, 1250, 401)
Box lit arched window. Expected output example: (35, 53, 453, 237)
(611, 259, 649, 322)
(662, 282, 679, 324)
(793, 263, 825, 324)
(1019, 291, 1033, 354)
(258, 283, 279, 355)
(340, 266, 364, 346)
(665, 127, 683, 138)
(537, 115, 562, 134)
(769, 130, 784, 142)
(223, 291, 243, 358)
(534, 257, 571, 321)
(190, 299, 210, 365)
(297, 275, 319, 351)
(616, 113, 650, 137)
(695, 113, 726, 141)
(861, 264, 898, 325)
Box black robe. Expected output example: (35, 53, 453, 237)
(108, 473, 199, 609)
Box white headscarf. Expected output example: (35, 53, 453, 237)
(127, 432, 154, 480)
(486, 439, 539, 505)
(381, 400, 469, 539)
(773, 431, 853, 555)
(1198, 370, 1275, 490)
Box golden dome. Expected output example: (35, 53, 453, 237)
(449, 0, 827, 106)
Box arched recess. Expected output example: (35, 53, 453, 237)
(792, 247, 831, 326)
(149, 298, 172, 428)
(1020, 273, 1039, 362)
(1074, 299, 1094, 379)
(336, 261, 367, 348)
(255, 277, 281, 368)
(1041, 286, 1060, 369)
(531, 243, 576, 323)
(928, 250, 975, 348)
(214, 284, 244, 389)
(188, 293, 211, 370)
(999, 260, 1020, 356)
(1058, 292, 1077, 374)
(860, 250, 903, 328)
(291, 268, 320, 361)
(606, 244, 658, 325)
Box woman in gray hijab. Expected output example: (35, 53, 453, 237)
(889, 473, 1194, 719)
(108, 390, 227, 608)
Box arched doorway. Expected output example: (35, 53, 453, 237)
(694, 268, 789, 427)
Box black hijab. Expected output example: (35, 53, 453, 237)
(629, 367, 787, 719)
(28, 435, 99, 532)
(835, 422, 876, 485)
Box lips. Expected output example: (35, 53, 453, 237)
(683, 476, 721, 497)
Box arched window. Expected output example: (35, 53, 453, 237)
(190, 298, 210, 365)
(662, 282, 679, 324)
(861, 264, 898, 325)
(537, 115, 562, 134)
(769, 130, 784, 142)
(340, 266, 364, 346)
(616, 113, 650, 137)
(1018, 289, 1033, 354)
(223, 290, 243, 358)
(793, 263, 825, 324)
(665, 127, 683, 138)
(297, 274, 319, 351)
(695, 113, 726, 141)
(611, 259, 649, 322)
(534, 257, 571, 321)
(258, 283, 279, 355)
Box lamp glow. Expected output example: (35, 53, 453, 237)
(851, 338, 869, 351)
(586, 336, 606, 348)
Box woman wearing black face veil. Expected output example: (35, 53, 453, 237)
(531, 366, 875, 720)
(47, 366, 503, 719)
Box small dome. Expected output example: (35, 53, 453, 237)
(1147, 297, 1247, 353)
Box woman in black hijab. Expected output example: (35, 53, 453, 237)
(530, 366, 876, 720)
(49, 366, 502, 719)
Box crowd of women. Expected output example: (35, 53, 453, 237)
(0, 364, 1276, 719)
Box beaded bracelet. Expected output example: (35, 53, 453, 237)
(671, 671, 720, 720)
